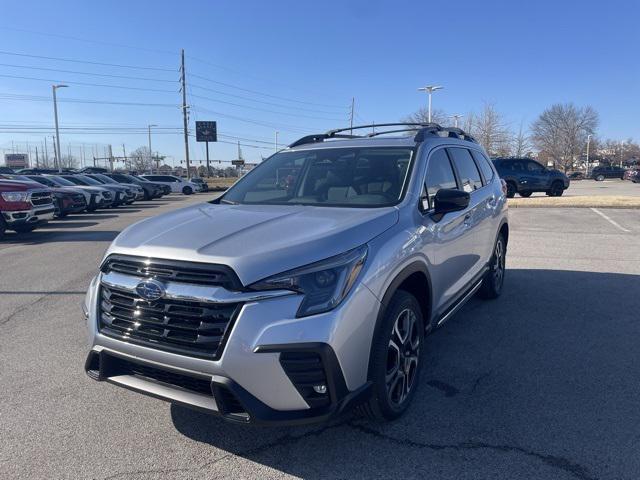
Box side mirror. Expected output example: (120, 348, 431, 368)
(432, 189, 470, 219)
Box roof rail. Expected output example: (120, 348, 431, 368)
(287, 122, 476, 148)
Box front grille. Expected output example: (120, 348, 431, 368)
(72, 194, 87, 205)
(98, 284, 240, 359)
(101, 255, 241, 289)
(30, 191, 53, 206)
(102, 191, 113, 200)
(280, 352, 330, 408)
(106, 354, 213, 395)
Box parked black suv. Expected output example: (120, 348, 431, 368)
(492, 158, 570, 197)
(591, 165, 625, 181)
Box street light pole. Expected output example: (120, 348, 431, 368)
(450, 114, 463, 128)
(52, 84, 68, 173)
(586, 134, 592, 176)
(417, 85, 443, 123)
(274, 131, 279, 152)
(148, 124, 157, 173)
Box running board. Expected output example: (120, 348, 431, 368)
(436, 280, 483, 327)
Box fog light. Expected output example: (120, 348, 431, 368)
(313, 384, 327, 394)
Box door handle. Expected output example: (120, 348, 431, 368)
(463, 213, 472, 226)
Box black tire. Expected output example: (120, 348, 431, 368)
(519, 191, 532, 198)
(360, 290, 424, 421)
(143, 191, 152, 201)
(12, 223, 38, 233)
(548, 181, 564, 197)
(479, 233, 506, 299)
(182, 186, 193, 195)
(506, 182, 516, 198)
(595, 174, 605, 182)
(0, 217, 7, 239)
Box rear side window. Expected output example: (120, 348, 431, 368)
(448, 148, 483, 192)
(471, 151, 495, 184)
(424, 149, 458, 208)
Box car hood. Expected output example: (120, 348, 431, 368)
(69, 185, 109, 194)
(0, 179, 46, 191)
(105, 203, 399, 285)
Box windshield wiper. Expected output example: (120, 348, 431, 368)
(219, 199, 238, 205)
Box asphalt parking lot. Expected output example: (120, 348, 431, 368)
(1, 196, 639, 480)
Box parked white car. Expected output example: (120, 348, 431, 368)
(140, 175, 199, 195)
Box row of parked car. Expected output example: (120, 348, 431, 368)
(0, 168, 209, 238)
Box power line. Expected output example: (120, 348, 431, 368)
(0, 62, 177, 83)
(189, 92, 344, 121)
(189, 72, 347, 110)
(0, 73, 176, 93)
(0, 50, 175, 72)
(0, 92, 178, 107)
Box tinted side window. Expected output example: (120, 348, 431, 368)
(471, 151, 494, 184)
(448, 148, 483, 192)
(424, 149, 458, 208)
(527, 161, 544, 172)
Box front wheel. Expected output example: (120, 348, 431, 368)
(182, 186, 193, 195)
(547, 181, 564, 197)
(479, 233, 506, 299)
(595, 174, 605, 182)
(360, 290, 424, 421)
(12, 223, 38, 233)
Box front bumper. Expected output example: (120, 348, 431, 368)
(3, 205, 55, 226)
(83, 273, 380, 425)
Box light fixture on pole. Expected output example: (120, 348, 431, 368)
(586, 134, 592, 176)
(417, 85, 443, 123)
(148, 124, 157, 173)
(449, 114, 463, 128)
(52, 84, 68, 173)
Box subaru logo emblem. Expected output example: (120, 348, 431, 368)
(135, 279, 165, 301)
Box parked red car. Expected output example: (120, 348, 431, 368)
(0, 179, 55, 238)
(623, 168, 639, 182)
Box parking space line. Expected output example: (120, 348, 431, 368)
(590, 208, 631, 233)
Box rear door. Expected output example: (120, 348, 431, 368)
(447, 147, 495, 279)
(525, 160, 549, 190)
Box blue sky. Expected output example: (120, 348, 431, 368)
(1, 0, 638, 166)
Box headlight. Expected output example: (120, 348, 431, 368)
(249, 245, 367, 317)
(1, 191, 29, 202)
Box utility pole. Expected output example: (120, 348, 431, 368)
(52, 136, 58, 169)
(122, 144, 127, 171)
(620, 141, 624, 168)
(586, 134, 592, 176)
(52, 84, 68, 173)
(35, 146, 39, 168)
(349, 97, 355, 134)
(43, 138, 48, 168)
(274, 131, 279, 152)
(180, 49, 191, 178)
(147, 124, 157, 173)
(417, 85, 443, 123)
(108, 144, 114, 172)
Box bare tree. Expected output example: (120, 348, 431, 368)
(468, 102, 512, 156)
(402, 107, 449, 126)
(58, 154, 78, 169)
(512, 121, 532, 157)
(128, 146, 153, 173)
(531, 103, 598, 172)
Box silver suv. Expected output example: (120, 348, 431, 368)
(83, 123, 509, 425)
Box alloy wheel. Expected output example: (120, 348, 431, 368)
(493, 238, 505, 290)
(386, 308, 420, 407)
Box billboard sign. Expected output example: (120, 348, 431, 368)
(4, 153, 29, 168)
(195, 121, 217, 142)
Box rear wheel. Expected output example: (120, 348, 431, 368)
(595, 174, 605, 181)
(506, 182, 516, 198)
(479, 233, 506, 299)
(548, 181, 564, 197)
(182, 186, 193, 195)
(519, 190, 532, 198)
(360, 290, 424, 421)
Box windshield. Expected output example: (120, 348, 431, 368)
(221, 147, 414, 207)
(93, 174, 117, 184)
(47, 175, 76, 187)
(77, 175, 103, 186)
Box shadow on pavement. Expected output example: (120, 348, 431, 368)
(171, 269, 640, 479)
(39, 221, 99, 229)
